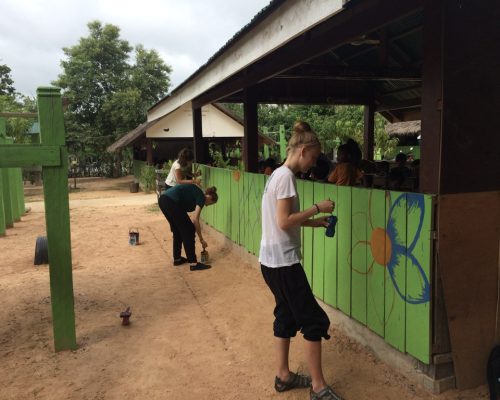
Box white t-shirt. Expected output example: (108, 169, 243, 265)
(259, 166, 302, 268)
(165, 160, 187, 187)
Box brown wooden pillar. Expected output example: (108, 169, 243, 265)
(420, 0, 443, 194)
(363, 103, 375, 161)
(146, 139, 153, 165)
(243, 87, 258, 172)
(192, 106, 205, 164)
(424, 0, 500, 390)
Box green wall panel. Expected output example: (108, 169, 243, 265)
(323, 184, 338, 308)
(297, 179, 305, 264)
(385, 192, 407, 352)
(405, 194, 432, 364)
(230, 171, 240, 244)
(337, 186, 352, 315)
(199, 166, 433, 365)
(253, 174, 265, 258)
(366, 189, 387, 337)
(303, 181, 314, 284)
(312, 182, 325, 299)
(351, 187, 368, 325)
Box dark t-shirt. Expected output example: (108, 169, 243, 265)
(163, 184, 205, 212)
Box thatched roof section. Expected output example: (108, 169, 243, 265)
(385, 120, 421, 136)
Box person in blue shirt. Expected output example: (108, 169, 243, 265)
(159, 184, 218, 271)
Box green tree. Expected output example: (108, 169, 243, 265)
(54, 21, 172, 176)
(0, 94, 37, 143)
(0, 64, 15, 96)
(221, 103, 396, 159)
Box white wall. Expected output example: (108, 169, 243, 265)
(146, 103, 243, 138)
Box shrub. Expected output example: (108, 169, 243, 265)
(140, 165, 156, 193)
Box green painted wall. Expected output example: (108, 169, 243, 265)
(200, 165, 434, 364)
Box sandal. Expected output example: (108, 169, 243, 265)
(275, 372, 312, 392)
(310, 385, 344, 400)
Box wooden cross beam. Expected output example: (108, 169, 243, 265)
(0, 144, 61, 168)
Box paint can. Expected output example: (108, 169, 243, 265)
(129, 228, 140, 245)
(200, 250, 209, 263)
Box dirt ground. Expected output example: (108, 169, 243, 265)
(0, 177, 489, 399)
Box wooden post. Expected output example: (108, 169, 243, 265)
(146, 139, 153, 166)
(5, 138, 20, 222)
(363, 104, 375, 161)
(263, 127, 269, 159)
(192, 107, 205, 163)
(37, 86, 77, 351)
(0, 118, 5, 235)
(279, 125, 286, 162)
(16, 168, 25, 214)
(420, 0, 442, 194)
(243, 87, 258, 172)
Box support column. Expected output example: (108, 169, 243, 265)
(38, 86, 77, 351)
(427, 0, 500, 390)
(243, 87, 258, 172)
(363, 103, 375, 161)
(146, 139, 153, 165)
(0, 118, 5, 235)
(192, 106, 205, 164)
(420, 0, 442, 194)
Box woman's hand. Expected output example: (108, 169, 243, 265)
(316, 199, 335, 213)
(200, 239, 208, 249)
(314, 216, 330, 228)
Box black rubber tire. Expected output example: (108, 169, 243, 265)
(34, 236, 49, 265)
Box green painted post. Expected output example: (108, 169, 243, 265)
(17, 168, 25, 214)
(263, 127, 270, 159)
(6, 138, 20, 222)
(312, 182, 326, 299)
(0, 118, 13, 229)
(279, 125, 286, 162)
(37, 86, 77, 351)
(0, 119, 5, 234)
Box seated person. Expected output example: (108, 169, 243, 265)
(389, 153, 411, 189)
(327, 144, 363, 186)
(309, 153, 332, 181)
(262, 157, 277, 176)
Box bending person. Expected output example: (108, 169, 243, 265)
(159, 184, 217, 271)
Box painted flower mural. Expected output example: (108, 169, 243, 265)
(353, 191, 430, 305)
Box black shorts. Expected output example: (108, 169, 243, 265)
(261, 263, 330, 342)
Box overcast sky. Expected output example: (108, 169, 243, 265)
(0, 0, 271, 97)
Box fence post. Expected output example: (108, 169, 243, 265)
(0, 118, 5, 235)
(38, 86, 77, 351)
(6, 137, 20, 222)
(16, 168, 25, 214)
(0, 119, 13, 228)
(279, 124, 286, 162)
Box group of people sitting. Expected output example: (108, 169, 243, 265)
(258, 126, 418, 190)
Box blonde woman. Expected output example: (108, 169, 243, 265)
(259, 123, 342, 400)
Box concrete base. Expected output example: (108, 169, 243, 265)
(203, 222, 456, 394)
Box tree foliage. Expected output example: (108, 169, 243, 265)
(54, 21, 172, 175)
(222, 103, 396, 159)
(0, 64, 16, 96)
(0, 63, 37, 144)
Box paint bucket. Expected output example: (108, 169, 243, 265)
(200, 250, 209, 263)
(130, 182, 139, 193)
(129, 228, 139, 245)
